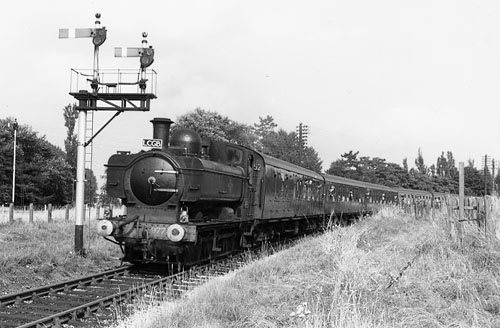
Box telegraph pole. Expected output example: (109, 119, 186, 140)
(10, 119, 18, 204)
(296, 123, 309, 166)
(482, 154, 491, 196)
(492, 159, 496, 195)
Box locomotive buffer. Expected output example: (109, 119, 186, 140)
(59, 13, 157, 255)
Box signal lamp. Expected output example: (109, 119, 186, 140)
(140, 47, 155, 68)
(92, 27, 107, 46)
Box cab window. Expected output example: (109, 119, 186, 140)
(227, 147, 243, 165)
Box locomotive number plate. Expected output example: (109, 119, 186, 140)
(142, 138, 163, 148)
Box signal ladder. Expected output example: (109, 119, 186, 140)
(84, 110, 94, 246)
(85, 110, 94, 174)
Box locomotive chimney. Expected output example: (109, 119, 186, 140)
(150, 118, 173, 150)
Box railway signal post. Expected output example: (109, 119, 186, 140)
(60, 14, 157, 255)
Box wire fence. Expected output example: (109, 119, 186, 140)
(0, 204, 125, 224)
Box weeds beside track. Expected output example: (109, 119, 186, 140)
(111, 206, 500, 328)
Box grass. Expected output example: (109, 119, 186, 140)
(2, 203, 499, 327)
(0, 218, 123, 295)
(112, 205, 500, 328)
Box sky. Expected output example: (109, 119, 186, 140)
(1, 0, 500, 187)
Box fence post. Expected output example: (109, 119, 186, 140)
(48, 203, 52, 223)
(457, 162, 464, 242)
(445, 196, 455, 239)
(29, 203, 34, 223)
(9, 203, 14, 223)
(485, 196, 492, 238)
(430, 196, 434, 220)
(65, 204, 70, 222)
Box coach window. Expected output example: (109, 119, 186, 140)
(304, 180, 309, 200)
(284, 174, 289, 199)
(279, 172, 285, 198)
(313, 180, 320, 201)
(296, 179, 301, 200)
(288, 176, 294, 199)
(276, 172, 281, 198)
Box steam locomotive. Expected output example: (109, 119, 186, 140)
(97, 117, 440, 266)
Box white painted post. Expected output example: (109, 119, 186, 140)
(11, 126, 17, 204)
(75, 106, 87, 254)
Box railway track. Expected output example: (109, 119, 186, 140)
(0, 257, 247, 328)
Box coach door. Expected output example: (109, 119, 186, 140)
(245, 153, 264, 219)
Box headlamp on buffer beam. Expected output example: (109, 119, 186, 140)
(179, 206, 189, 223)
(103, 207, 113, 219)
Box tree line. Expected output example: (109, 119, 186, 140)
(327, 149, 498, 196)
(1, 106, 496, 206)
(0, 104, 97, 206)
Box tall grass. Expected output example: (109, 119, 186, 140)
(0, 218, 123, 295)
(112, 206, 500, 328)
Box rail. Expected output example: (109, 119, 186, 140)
(0, 257, 249, 327)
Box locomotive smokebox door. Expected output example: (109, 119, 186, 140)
(130, 156, 178, 205)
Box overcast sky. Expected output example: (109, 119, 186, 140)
(1, 0, 500, 185)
